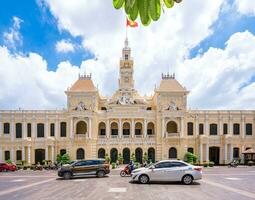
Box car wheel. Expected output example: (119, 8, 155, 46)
(139, 174, 149, 184)
(182, 175, 193, 185)
(97, 170, 105, 178)
(63, 172, 72, 180)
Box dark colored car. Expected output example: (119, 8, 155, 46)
(58, 159, 110, 179)
(0, 163, 17, 172)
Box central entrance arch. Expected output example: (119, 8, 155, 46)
(110, 148, 118, 163)
(123, 148, 130, 164)
(98, 148, 105, 158)
(209, 147, 220, 165)
(35, 149, 45, 164)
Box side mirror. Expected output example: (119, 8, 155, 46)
(149, 165, 155, 170)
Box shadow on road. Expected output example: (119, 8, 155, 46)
(56, 175, 110, 181)
(129, 180, 201, 186)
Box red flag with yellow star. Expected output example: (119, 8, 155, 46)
(126, 18, 138, 27)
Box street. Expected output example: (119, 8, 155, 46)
(0, 166, 255, 200)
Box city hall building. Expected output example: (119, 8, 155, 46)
(0, 39, 255, 165)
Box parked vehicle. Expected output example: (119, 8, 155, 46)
(0, 162, 17, 172)
(58, 159, 110, 180)
(131, 160, 202, 185)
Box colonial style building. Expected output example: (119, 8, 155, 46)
(0, 39, 255, 165)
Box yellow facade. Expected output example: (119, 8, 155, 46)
(0, 39, 254, 165)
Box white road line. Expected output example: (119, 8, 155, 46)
(10, 179, 25, 182)
(201, 179, 255, 199)
(0, 175, 56, 178)
(0, 178, 55, 197)
(108, 188, 127, 193)
(225, 177, 242, 180)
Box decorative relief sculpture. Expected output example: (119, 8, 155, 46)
(74, 101, 87, 111)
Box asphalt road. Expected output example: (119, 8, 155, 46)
(0, 166, 255, 200)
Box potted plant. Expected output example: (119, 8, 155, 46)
(131, 153, 136, 162)
(143, 152, 148, 163)
(248, 161, 254, 166)
(117, 153, 124, 164)
(111, 162, 116, 169)
(209, 161, 215, 167)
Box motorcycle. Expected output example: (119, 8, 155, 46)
(120, 165, 132, 177)
(228, 160, 238, 168)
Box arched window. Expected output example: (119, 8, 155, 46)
(98, 122, 106, 135)
(60, 122, 67, 137)
(76, 121, 87, 134)
(123, 122, 130, 135)
(135, 122, 143, 135)
(4, 151, 10, 160)
(111, 122, 118, 135)
(98, 148, 105, 158)
(233, 123, 240, 135)
(123, 148, 130, 164)
(37, 123, 44, 138)
(76, 148, 85, 160)
(16, 150, 22, 161)
(147, 122, 155, 135)
(3, 123, 10, 134)
(246, 123, 252, 135)
(166, 121, 177, 133)
(135, 148, 143, 163)
(199, 124, 204, 135)
(187, 122, 193, 135)
(210, 124, 218, 135)
(148, 147, 155, 163)
(16, 123, 22, 138)
(110, 148, 118, 163)
(169, 147, 177, 159)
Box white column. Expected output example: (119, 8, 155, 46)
(224, 143, 228, 164)
(162, 117, 165, 138)
(200, 143, 203, 163)
(180, 117, 184, 137)
(106, 119, 110, 138)
(205, 144, 209, 162)
(45, 117, 49, 138)
(55, 119, 58, 139)
(28, 145, 31, 164)
(51, 145, 55, 162)
(241, 116, 245, 138)
(32, 117, 36, 138)
(144, 119, 147, 138)
(11, 148, 14, 162)
(22, 122, 26, 139)
(45, 146, 48, 160)
(0, 147, 2, 161)
(89, 118, 92, 139)
(70, 117, 73, 139)
(22, 146, 25, 161)
(229, 144, 233, 162)
(195, 118, 199, 136)
(131, 119, 135, 138)
(118, 118, 122, 138)
(11, 121, 15, 141)
(219, 116, 222, 135)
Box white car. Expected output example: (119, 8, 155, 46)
(131, 160, 202, 184)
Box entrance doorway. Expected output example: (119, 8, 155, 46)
(35, 149, 45, 164)
(209, 147, 220, 165)
(135, 148, 143, 163)
(110, 148, 118, 163)
(148, 148, 155, 163)
(123, 148, 130, 164)
(98, 148, 105, 159)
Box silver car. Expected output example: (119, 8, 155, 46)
(131, 160, 202, 184)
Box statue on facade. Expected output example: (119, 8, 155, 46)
(74, 101, 87, 111)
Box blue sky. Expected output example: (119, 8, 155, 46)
(0, 0, 93, 70)
(0, 0, 255, 109)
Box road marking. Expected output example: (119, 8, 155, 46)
(225, 177, 242, 180)
(201, 179, 255, 199)
(0, 178, 55, 197)
(72, 179, 87, 182)
(11, 179, 25, 182)
(108, 188, 127, 193)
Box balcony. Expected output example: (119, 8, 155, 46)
(74, 134, 88, 140)
(123, 135, 131, 138)
(98, 135, 106, 139)
(167, 132, 179, 138)
(110, 135, 118, 139)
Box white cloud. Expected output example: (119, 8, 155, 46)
(0, 46, 79, 109)
(55, 39, 75, 53)
(235, 0, 255, 16)
(3, 16, 23, 49)
(178, 31, 255, 109)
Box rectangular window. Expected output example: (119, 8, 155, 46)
(16, 150, 22, 161)
(233, 123, 240, 135)
(4, 151, 10, 160)
(16, 123, 22, 138)
(3, 123, 10, 134)
(135, 129, 141, 135)
(60, 122, 67, 137)
(123, 129, 130, 135)
(246, 123, 252, 135)
(147, 129, 153, 135)
(187, 122, 193, 135)
(111, 129, 118, 135)
(37, 123, 45, 138)
(27, 123, 31, 137)
(223, 123, 228, 134)
(100, 129, 106, 135)
(124, 54, 128, 60)
(210, 124, 217, 135)
(199, 124, 204, 135)
(50, 123, 55, 137)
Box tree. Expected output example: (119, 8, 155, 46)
(143, 152, 148, 162)
(113, 0, 183, 26)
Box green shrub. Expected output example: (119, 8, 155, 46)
(105, 154, 110, 163)
(131, 153, 136, 162)
(248, 161, 254, 166)
(143, 152, 148, 163)
(203, 162, 209, 167)
(117, 153, 124, 164)
(111, 162, 116, 169)
(184, 152, 198, 164)
(209, 161, 215, 167)
(134, 162, 140, 169)
(6, 159, 12, 164)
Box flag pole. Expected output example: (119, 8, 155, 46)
(125, 17, 128, 39)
